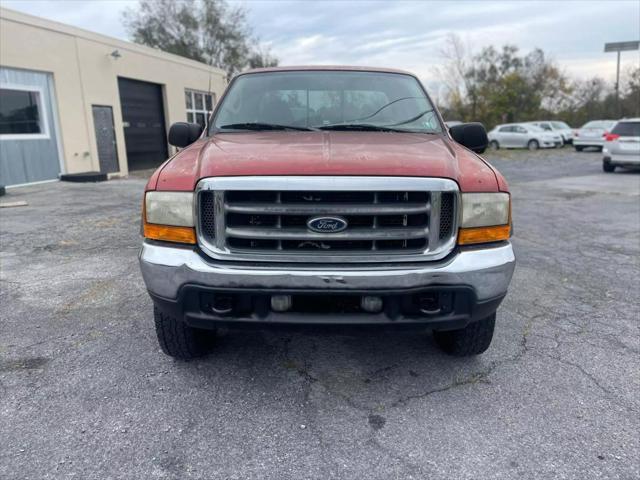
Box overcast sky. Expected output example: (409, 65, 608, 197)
(3, 0, 640, 93)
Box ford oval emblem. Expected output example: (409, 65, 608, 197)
(307, 216, 348, 233)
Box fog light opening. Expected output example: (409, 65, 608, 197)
(271, 295, 292, 312)
(210, 295, 234, 315)
(361, 296, 383, 313)
(419, 294, 441, 315)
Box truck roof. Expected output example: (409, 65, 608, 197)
(239, 65, 416, 76)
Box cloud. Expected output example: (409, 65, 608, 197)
(3, 0, 639, 85)
(243, 0, 640, 83)
(2, 0, 135, 38)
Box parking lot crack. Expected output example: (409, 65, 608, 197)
(537, 352, 637, 413)
(390, 369, 493, 407)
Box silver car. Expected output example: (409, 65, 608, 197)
(488, 123, 562, 150)
(574, 120, 616, 151)
(602, 118, 640, 172)
(528, 121, 574, 145)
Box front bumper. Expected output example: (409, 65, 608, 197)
(139, 241, 515, 328)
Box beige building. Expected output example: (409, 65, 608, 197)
(0, 7, 226, 186)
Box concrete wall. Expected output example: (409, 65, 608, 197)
(0, 7, 226, 177)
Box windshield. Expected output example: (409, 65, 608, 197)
(551, 121, 570, 129)
(612, 121, 640, 136)
(212, 71, 442, 133)
(582, 120, 614, 129)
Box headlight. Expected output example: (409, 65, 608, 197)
(143, 191, 196, 244)
(461, 193, 510, 227)
(458, 192, 511, 245)
(145, 191, 194, 226)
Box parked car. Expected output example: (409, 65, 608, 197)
(488, 123, 562, 150)
(602, 118, 640, 172)
(444, 120, 463, 128)
(528, 121, 574, 145)
(139, 66, 515, 360)
(574, 120, 617, 151)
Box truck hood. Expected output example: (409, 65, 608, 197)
(153, 131, 500, 192)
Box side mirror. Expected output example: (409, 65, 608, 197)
(168, 122, 203, 148)
(449, 122, 489, 154)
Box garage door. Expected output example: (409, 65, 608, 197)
(117, 77, 168, 171)
(0, 67, 61, 186)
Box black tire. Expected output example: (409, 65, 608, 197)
(602, 161, 615, 173)
(153, 306, 214, 360)
(433, 313, 496, 356)
(527, 140, 539, 151)
(574, 146, 584, 152)
(489, 140, 500, 150)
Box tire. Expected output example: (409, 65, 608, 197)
(153, 306, 215, 360)
(489, 140, 500, 150)
(527, 140, 539, 151)
(602, 161, 615, 173)
(574, 145, 584, 152)
(433, 313, 496, 356)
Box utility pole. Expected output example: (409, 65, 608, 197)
(604, 41, 640, 117)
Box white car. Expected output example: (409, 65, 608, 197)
(602, 118, 640, 172)
(528, 121, 574, 145)
(574, 120, 617, 151)
(488, 123, 562, 150)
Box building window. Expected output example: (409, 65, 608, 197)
(0, 87, 48, 138)
(185, 89, 215, 129)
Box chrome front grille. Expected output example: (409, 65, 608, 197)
(196, 177, 459, 263)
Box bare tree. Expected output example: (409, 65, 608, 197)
(437, 34, 477, 119)
(437, 34, 573, 126)
(123, 0, 278, 79)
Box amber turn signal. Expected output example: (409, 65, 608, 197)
(143, 222, 196, 244)
(458, 224, 511, 245)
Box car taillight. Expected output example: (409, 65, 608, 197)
(605, 133, 620, 141)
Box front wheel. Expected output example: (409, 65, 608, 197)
(489, 140, 500, 150)
(574, 145, 584, 152)
(527, 140, 539, 151)
(153, 307, 215, 360)
(603, 161, 615, 173)
(433, 313, 496, 356)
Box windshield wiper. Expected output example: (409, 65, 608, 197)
(317, 123, 412, 132)
(383, 108, 435, 127)
(218, 122, 317, 132)
(350, 96, 426, 123)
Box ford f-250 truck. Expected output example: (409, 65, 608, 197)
(139, 67, 515, 360)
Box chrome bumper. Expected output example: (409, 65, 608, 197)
(139, 241, 516, 301)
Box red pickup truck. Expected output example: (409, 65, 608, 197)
(139, 67, 515, 360)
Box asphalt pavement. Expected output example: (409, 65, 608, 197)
(1, 148, 639, 479)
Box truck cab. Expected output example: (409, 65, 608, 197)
(139, 67, 515, 359)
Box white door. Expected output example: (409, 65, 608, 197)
(513, 126, 529, 148)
